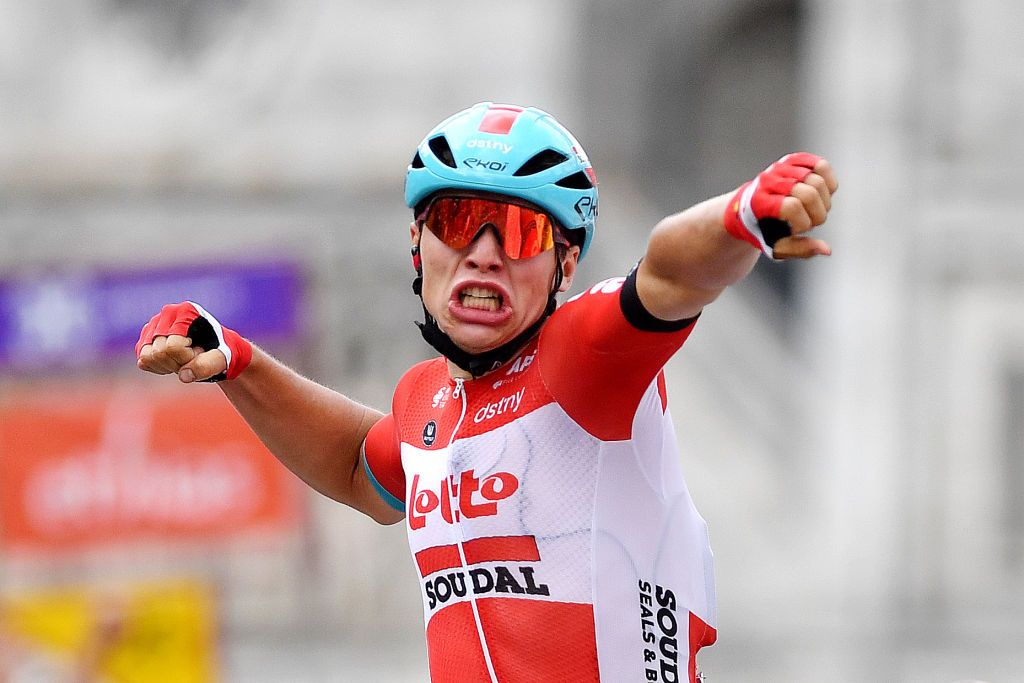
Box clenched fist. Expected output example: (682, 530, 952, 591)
(723, 152, 839, 260)
(136, 302, 252, 383)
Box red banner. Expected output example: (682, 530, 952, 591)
(0, 383, 302, 552)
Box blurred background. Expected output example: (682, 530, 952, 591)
(1, 0, 1022, 681)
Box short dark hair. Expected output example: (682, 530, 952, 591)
(559, 226, 586, 251)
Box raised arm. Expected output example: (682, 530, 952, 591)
(637, 153, 838, 321)
(136, 303, 403, 525)
(218, 347, 402, 524)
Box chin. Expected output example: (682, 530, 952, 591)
(448, 325, 514, 355)
(453, 335, 506, 355)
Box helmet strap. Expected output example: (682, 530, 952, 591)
(411, 244, 423, 296)
(412, 242, 564, 378)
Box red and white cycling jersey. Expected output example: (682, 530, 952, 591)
(363, 269, 717, 682)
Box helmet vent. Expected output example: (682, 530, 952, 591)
(554, 171, 594, 190)
(513, 149, 569, 177)
(427, 136, 458, 169)
(411, 152, 424, 169)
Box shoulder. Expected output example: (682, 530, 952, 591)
(556, 269, 699, 333)
(397, 357, 445, 387)
(559, 276, 630, 314)
(534, 270, 698, 438)
(541, 268, 697, 360)
(539, 276, 628, 346)
(393, 357, 448, 409)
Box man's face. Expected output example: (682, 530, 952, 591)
(412, 217, 579, 356)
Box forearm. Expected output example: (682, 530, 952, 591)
(219, 346, 384, 511)
(637, 193, 760, 321)
(637, 153, 837, 321)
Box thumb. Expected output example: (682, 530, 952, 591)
(178, 348, 227, 383)
(771, 235, 831, 260)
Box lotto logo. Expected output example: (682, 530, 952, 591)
(408, 469, 519, 531)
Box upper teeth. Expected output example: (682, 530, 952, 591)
(463, 286, 499, 299)
(461, 286, 502, 311)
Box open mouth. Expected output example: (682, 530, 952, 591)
(459, 286, 504, 312)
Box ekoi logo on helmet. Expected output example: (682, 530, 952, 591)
(408, 469, 519, 531)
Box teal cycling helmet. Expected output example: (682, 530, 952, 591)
(405, 102, 598, 259)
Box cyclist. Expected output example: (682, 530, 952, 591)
(137, 102, 837, 682)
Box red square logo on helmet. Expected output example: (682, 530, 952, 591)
(478, 105, 524, 135)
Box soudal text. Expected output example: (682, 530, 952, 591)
(424, 565, 549, 610)
(639, 580, 681, 682)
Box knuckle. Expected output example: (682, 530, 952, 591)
(165, 337, 187, 354)
(167, 350, 188, 366)
(790, 184, 813, 204)
(805, 173, 827, 192)
(780, 195, 802, 216)
(781, 198, 812, 232)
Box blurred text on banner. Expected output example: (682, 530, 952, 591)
(0, 261, 302, 371)
(0, 383, 303, 553)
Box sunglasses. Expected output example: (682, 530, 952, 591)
(418, 195, 568, 260)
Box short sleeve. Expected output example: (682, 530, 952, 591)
(362, 413, 405, 513)
(537, 266, 698, 440)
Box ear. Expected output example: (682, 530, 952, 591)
(410, 222, 423, 274)
(557, 246, 581, 293)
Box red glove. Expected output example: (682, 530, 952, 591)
(135, 302, 252, 381)
(723, 152, 823, 259)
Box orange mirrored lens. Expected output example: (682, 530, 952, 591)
(422, 197, 558, 259)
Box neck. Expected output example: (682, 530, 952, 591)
(445, 334, 535, 380)
(447, 359, 474, 380)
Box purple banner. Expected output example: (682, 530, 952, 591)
(0, 262, 303, 371)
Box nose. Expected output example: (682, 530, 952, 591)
(464, 225, 505, 271)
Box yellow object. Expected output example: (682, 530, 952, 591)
(1, 581, 217, 683)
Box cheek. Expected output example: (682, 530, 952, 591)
(418, 244, 450, 289)
(418, 255, 459, 318)
(513, 262, 556, 311)
(420, 269, 447, 306)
